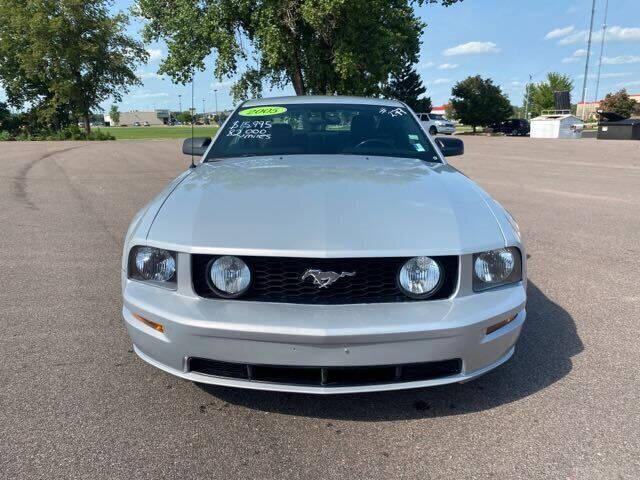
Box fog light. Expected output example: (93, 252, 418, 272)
(133, 313, 165, 333)
(486, 314, 517, 335)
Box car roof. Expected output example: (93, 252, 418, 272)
(241, 95, 405, 108)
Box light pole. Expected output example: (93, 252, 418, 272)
(178, 94, 182, 113)
(594, 0, 609, 102)
(214, 89, 218, 124)
(580, 0, 597, 116)
(524, 74, 532, 120)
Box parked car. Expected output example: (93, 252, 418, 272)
(133, 121, 141, 127)
(143, 121, 150, 127)
(122, 96, 526, 394)
(488, 119, 530, 136)
(417, 112, 456, 135)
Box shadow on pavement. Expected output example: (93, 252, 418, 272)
(198, 281, 582, 420)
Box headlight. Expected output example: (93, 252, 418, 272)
(208, 256, 251, 298)
(398, 256, 442, 298)
(128, 246, 177, 287)
(473, 247, 522, 291)
(435, 121, 445, 126)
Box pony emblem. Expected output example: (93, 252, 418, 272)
(301, 269, 356, 289)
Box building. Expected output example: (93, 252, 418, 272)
(431, 104, 450, 116)
(104, 109, 171, 126)
(576, 93, 640, 121)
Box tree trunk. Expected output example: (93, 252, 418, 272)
(83, 114, 91, 135)
(472, 125, 477, 133)
(292, 63, 306, 95)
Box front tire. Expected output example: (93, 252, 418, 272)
(429, 126, 437, 136)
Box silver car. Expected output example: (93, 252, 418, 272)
(122, 96, 526, 394)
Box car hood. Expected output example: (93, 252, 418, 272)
(146, 155, 505, 257)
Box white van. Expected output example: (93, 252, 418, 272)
(417, 113, 456, 135)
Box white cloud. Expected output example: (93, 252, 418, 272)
(146, 48, 163, 61)
(437, 63, 458, 70)
(210, 80, 234, 89)
(616, 80, 640, 88)
(430, 78, 451, 85)
(544, 26, 575, 40)
(599, 72, 632, 79)
(417, 61, 435, 69)
(138, 71, 163, 80)
(561, 49, 591, 63)
(607, 26, 640, 42)
(558, 26, 640, 45)
(132, 91, 169, 99)
(443, 41, 500, 56)
(602, 55, 640, 65)
(577, 72, 631, 79)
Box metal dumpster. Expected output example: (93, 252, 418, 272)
(596, 111, 640, 140)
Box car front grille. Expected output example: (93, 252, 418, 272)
(188, 357, 462, 387)
(192, 255, 458, 304)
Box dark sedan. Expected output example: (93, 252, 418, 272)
(489, 119, 530, 136)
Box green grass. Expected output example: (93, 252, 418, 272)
(97, 125, 219, 140)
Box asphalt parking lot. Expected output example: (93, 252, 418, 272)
(1, 136, 639, 479)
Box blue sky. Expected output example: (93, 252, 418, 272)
(3, 0, 639, 112)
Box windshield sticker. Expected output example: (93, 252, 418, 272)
(226, 120, 272, 139)
(408, 134, 419, 140)
(413, 143, 425, 152)
(379, 107, 407, 117)
(239, 106, 287, 116)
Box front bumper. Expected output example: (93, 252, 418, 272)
(435, 125, 456, 134)
(122, 269, 526, 394)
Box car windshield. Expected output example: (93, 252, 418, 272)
(205, 103, 441, 163)
(430, 114, 445, 120)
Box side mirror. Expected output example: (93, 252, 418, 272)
(182, 137, 212, 156)
(435, 137, 464, 157)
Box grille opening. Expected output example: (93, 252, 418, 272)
(188, 358, 248, 379)
(400, 360, 462, 381)
(192, 255, 459, 304)
(326, 366, 397, 386)
(189, 357, 462, 387)
(251, 365, 320, 385)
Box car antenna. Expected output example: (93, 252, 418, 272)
(189, 75, 196, 169)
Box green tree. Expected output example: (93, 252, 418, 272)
(599, 89, 638, 119)
(0, 102, 9, 128)
(383, 62, 432, 113)
(449, 75, 512, 132)
(0, 0, 148, 134)
(175, 111, 193, 124)
(527, 72, 574, 117)
(213, 112, 229, 125)
(109, 105, 121, 126)
(135, 0, 460, 101)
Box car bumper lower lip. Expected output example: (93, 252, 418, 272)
(122, 276, 526, 394)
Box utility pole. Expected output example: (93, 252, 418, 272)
(524, 74, 533, 120)
(202, 98, 206, 120)
(594, 0, 609, 103)
(580, 0, 597, 118)
(178, 94, 182, 113)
